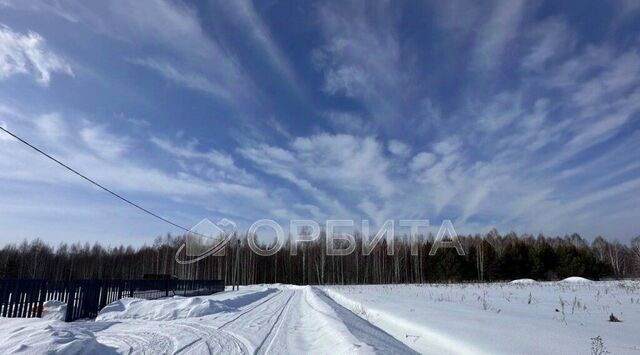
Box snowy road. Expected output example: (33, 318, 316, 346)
(0, 285, 415, 354)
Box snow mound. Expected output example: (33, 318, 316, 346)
(510, 279, 537, 284)
(560, 276, 592, 283)
(0, 319, 113, 354)
(97, 287, 279, 321)
(41, 300, 67, 321)
(96, 296, 233, 321)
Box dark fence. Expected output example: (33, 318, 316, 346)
(0, 279, 225, 322)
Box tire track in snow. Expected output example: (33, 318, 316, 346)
(218, 289, 294, 352)
(99, 289, 288, 355)
(254, 291, 295, 355)
(98, 330, 174, 354)
(218, 290, 284, 330)
(172, 322, 248, 355)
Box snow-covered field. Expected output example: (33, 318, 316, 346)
(323, 279, 640, 354)
(0, 280, 638, 354)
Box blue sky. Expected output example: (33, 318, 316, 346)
(0, 0, 639, 245)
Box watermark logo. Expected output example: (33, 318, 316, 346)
(175, 218, 236, 264)
(176, 218, 463, 264)
(429, 219, 465, 256)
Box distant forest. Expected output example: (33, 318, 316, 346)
(1, 230, 639, 284)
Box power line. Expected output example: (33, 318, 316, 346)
(0, 125, 194, 234)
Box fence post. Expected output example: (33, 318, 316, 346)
(11, 281, 20, 317)
(65, 283, 75, 322)
(117, 282, 123, 300)
(36, 280, 47, 318)
(0, 280, 8, 317)
(98, 281, 108, 310)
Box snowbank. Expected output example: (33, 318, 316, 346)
(510, 278, 537, 284)
(560, 276, 592, 283)
(97, 287, 277, 321)
(0, 318, 114, 354)
(97, 297, 232, 321)
(41, 300, 67, 321)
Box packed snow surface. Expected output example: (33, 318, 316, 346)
(1, 281, 638, 354)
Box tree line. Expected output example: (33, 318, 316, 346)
(1, 230, 638, 284)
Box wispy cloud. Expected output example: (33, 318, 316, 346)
(313, 0, 409, 126)
(212, 0, 302, 94)
(34, 113, 67, 142)
(130, 58, 233, 101)
(0, 24, 73, 85)
(388, 139, 410, 157)
(473, 0, 528, 70)
(151, 136, 233, 168)
(80, 124, 130, 159)
(520, 17, 574, 71)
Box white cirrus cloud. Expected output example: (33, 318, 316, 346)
(80, 124, 130, 159)
(473, 0, 528, 70)
(410, 152, 436, 171)
(388, 140, 410, 157)
(34, 113, 67, 142)
(0, 24, 73, 85)
(211, 0, 301, 93)
(313, 1, 408, 125)
(521, 17, 574, 71)
(239, 133, 401, 218)
(130, 58, 233, 101)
